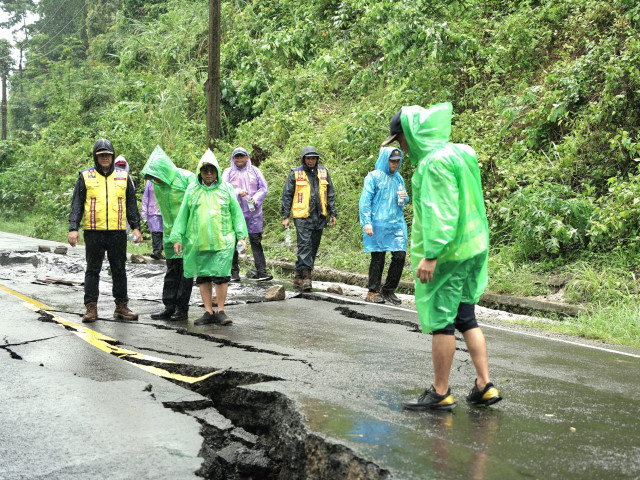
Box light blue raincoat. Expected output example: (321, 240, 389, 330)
(359, 147, 409, 253)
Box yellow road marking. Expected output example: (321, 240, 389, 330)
(0, 283, 220, 383)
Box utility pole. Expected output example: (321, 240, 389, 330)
(206, 0, 221, 149)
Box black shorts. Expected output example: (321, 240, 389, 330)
(431, 303, 478, 335)
(195, 276, 230, 285)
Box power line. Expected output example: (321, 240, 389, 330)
(0, 0, 87, 63)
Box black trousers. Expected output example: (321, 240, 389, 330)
(294, 220, 323, 274)
(83, 230, 128, 305)
(232, 232, 268, 276)
(151, 231, 163, 255)
(163, 258, 193, 312)
(368, 250, 406, 293)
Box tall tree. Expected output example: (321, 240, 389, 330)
(0, 0, 36, 92)
(0, 40, 14, 140)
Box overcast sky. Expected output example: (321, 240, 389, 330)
(1, 10, 37, 64)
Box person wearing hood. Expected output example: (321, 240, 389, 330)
(281, 146, 337, 290)
(141, 146, 196, 321)
(222, 147, 271, 282)
(382, 103, 502, 411)
(68, 139, 142, 322)
(141, 179, 164, 259)
(359, 147, 409, 305)
(170, 150, 248, 326)
(114, 155, 133, 234)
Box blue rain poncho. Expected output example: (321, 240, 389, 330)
(169, 150, 248, 279)
(359, 147, 409, 253)
(404, 102, 489, 333)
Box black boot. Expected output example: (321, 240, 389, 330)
(150, 307, 175, 319)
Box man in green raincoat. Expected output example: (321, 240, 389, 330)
(141, 146, 195, 321)
(382, 102, 502, 411)
(170, 150, 248, 326)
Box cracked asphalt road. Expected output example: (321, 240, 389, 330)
(2, 231, 640, 480)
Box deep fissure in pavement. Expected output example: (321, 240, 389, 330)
(161, 366, 392, 480)
(334, 305, 421, 332)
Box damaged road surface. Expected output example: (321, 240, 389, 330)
(1, 232, 640, 479)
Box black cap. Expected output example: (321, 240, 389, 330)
(381, 109, 403, 146)
(389, 149, 402, 160)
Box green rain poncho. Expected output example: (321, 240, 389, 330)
(403, 102, 489, 333)
(169, 150, 248, 279)
(140, 146, 196, 260)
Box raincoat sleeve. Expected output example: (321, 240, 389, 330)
(125, 176, 141, 230)
(141, 181, 150, 219)
(169, 190, 191, 245)
(69, 174, 86, 231)
(359, 173, 375, 226)
(281, 171, 296, 219)
(228, 186, 249, 239)
(326, 170, 337, 217)
(252, 167, 268, 207)
(421, 157, 458, 259)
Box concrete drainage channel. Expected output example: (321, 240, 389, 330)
(157, 364, 391, 479)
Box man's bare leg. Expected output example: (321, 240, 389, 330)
(462, 327, 490, 390)
(432, 333, 456, 395)
(199, 282, 214, 314)
(214, 282, 228, 312)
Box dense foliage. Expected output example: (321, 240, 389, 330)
(2, 0, 640, 274)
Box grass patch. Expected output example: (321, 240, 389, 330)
(508, 302, 640, 348)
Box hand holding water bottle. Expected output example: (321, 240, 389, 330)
(397, 185, 406, 207)
(128, 229, 143, 244)
(236, 239, 247, 257)
(284, 225, 292, 247)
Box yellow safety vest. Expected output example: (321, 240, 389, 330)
(82, 168, 129, 230)
(291, 167, 328, 218)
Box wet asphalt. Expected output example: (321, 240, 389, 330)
(1, 232, 639, 479)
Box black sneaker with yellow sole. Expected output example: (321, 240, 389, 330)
(402, 385, 457, 411)
(466, 381, 502, 406)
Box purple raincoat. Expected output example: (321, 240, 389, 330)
(221, 147, 268, 234)
(141, 180, 163, 233)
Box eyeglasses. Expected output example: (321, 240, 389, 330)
(233, 154, 248, 158)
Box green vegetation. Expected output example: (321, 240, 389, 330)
(1, 0, 640, 346)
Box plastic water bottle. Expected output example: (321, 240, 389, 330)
(236, 241, 245, 258)
(397, 185, 405, 207)
(284, 226, 292, 247)
(128, 232, 141, 245)
(247, 198, 255, 212)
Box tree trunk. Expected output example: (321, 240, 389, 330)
(2, 71, 7, 140)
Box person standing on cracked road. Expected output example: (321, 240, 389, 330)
(222, 147, 271, 282)
(281, 146, 337, 291)
(381, 103, 502, 410)
(359, 146, 409, 305)
(141, 178, 165, 260)
(68, 139, 142, 323)
(141, 145, 196, 321)
(171, 150, 248, 326)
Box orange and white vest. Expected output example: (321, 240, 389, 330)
(291, 166, 328, 218)
(82, 167, 129, 230)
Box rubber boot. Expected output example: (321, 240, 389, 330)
(82, 302, 98, 323)
(114, 301, 139, 321)
(302, 269, 312, 291)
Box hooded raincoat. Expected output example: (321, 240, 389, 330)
(169, 150, 248, 279)
(221, 148, 268, 234)
(403, 102, 489, 333)
(141, 146, 196, 259)
(141, 181, 163, 232)
(359, 147, 409, 253)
